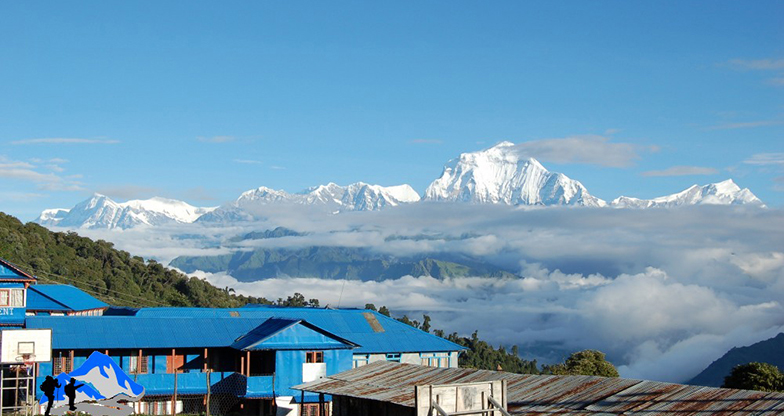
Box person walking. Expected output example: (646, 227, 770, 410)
(40, 376, 60, 416)
(64, 378, 84, 411)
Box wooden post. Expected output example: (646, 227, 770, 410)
(172, 369, 178, 416)
(205, 370, 211, 416)
(203, 348, 208, 371)
(240, 356, 245, 377)
(138, 349, 143, 374)
(246, 351, 251, 376)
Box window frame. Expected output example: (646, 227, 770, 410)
(305, 351, 324, 363)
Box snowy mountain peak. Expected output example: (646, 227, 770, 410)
(35, 194, 216, 229)
(424, 142, 606, 207)
(199, 181, 421, 222)
(611, 179, 764, 208)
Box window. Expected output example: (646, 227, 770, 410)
(0, 289, 23, 307)
(352, 354, 370, 368)
(420, 352, 450, 368)
(301, 403, 323, 416)
(129, 353, 149, 374)
(386, 353, 401, 362)
(306, 351, 323, 363)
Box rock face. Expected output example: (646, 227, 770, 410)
(611, 179, 764, 208)
(35, 194, 216, 229)
(423, 142, 606, 207)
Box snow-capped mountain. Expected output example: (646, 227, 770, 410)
(68, 351, 145, 400)
(35, 194, 217, 229)
(199, 182, 420, 222)
(423, 141, 607, 207)
(611, 179, 764, 208)
(44, 351, 144, 416)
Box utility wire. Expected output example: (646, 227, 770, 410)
(32, 270, 169, 307)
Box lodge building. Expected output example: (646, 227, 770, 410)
(0, 258, 464, 416)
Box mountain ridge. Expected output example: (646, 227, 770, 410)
(688, 333, 784, 387)
(35, 143, 764, 229)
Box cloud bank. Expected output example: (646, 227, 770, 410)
(70, 203, 784, 383)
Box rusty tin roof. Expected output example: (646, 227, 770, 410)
(294, 361, 784, 415)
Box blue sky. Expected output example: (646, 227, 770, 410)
(1, 0, 783, 219)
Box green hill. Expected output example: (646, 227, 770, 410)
(171, 246, 519, 281)
(688, 333, 784, 387)
(0, 212, 270, 307)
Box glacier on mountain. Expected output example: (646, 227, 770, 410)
(34, 142, 766, 229)
(611, 179, 764, 208)
(199, 182, 421, 222)
(423, 141, 607, 207)
(35, 194, 216, 229)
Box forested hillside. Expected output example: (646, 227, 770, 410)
(0, 212, 270, 307)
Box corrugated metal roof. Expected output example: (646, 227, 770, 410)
(0, 258, 36, 281)
(27, 285, 108, 312)
(293, 361, 784, 415)
(26, 316, 269, 349)
(232, 318, 358, 351)
(129, 307, 464, 353)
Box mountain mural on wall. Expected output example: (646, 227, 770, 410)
(35, 142, 764, 229)
(43, 351, 145, 416)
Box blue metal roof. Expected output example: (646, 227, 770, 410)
(27, 285, 108, 312)
(0, 259, 36, 281)
(130, 307, 465, 353)
(26, 316, 265, 349)
(231, 318, 356, 351)
(25, 307, 464, 353)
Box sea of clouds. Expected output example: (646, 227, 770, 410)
(75, 203, 784, 383)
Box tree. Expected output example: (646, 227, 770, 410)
(722, 362, 784, 392)
(545, 350, 619, 377)
(421, 314, 431, 333)
(364, 303, 377, 311)
(378, 306, 391, 317)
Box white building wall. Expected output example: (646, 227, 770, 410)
(354, 351, 459, 368)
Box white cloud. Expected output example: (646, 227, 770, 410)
(707, 120, 783, 130)
(198, 136, 235, 143)
(727, 58, 784, 70)
(64, 203, 784, 383)
(744, 153, 784, 166)
(11, 138, 119, 145)
(512, 135, 657, 168)
(642, 166, 719, 177)
(0, 156, 83, 191)
(725, 58, 784, 87)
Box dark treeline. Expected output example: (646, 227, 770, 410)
(0, 213, 271, 308)
(364, 303, 541, 374)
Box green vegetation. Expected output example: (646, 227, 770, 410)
(446, 330, 540, 374)
(170, 246, 519, 281)
(543, 350, 619, 377)
(0, 212, 270, 307)
(722, 362, 784, 392)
